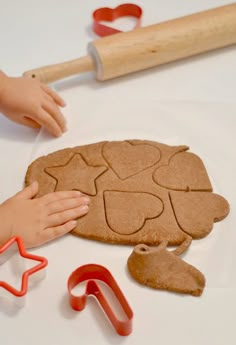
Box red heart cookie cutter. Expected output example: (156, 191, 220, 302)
(92, 3, 143, 37)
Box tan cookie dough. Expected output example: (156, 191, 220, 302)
(25, 140, 229, 246)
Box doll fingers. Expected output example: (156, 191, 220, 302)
(47, 196, 90, 215)
(42, 99, 67, 133)
(42, 190, 83, 204)
(13, 181, 39, 200)
(33, 108, 63, 137)
(27, 220, 78, 248)
(46, 205, 89, 227)
(42, 220, 78, 243)
(41, 83, 66, 107)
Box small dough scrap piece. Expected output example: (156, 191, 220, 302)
(153, 152, 212, 191)
(45, 153, 107, 196)
(103, 141, 161, 179)
(104, 191, 163, 235)
(170, 191, 230, 238)
(127, 243, 205, 296)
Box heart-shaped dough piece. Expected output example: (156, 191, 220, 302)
(170, 191, 230, 238)
(103, 141, 161, 180)
(153, 152, 212, 191)
(104, 191, 163, 235)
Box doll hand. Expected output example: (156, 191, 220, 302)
(0, 181, 90, 248)
(0, 71, 66, 137)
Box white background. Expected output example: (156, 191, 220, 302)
(0, 0, 236, 344)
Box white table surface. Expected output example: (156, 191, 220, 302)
(0, 1, 236, 344)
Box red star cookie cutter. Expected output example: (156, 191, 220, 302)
(92, 3, 143, 37)
(68, 264, 133, 336)
(0, 237, 48, 297)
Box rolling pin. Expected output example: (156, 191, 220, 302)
(23, 3, 236, 84)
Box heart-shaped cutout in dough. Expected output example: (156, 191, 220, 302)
(103, 141, 161, 180)
(104, 191, 163, 235)
(170, 191, 229, 238)
(153, 152, 212, 191)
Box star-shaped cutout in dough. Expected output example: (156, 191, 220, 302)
(45, 154, 108, 196)
(0, 237, 48, 297)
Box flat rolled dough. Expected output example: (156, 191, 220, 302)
(25, 140, 229, 246)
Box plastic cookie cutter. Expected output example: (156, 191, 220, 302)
(92, 3, 143, 37)
(0, 236, 48, 305)
(67, 264, 133, 336)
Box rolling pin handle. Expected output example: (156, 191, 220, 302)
(23, 55, 95, 84)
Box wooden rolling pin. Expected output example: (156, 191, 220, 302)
(23, 3, 236, 83)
